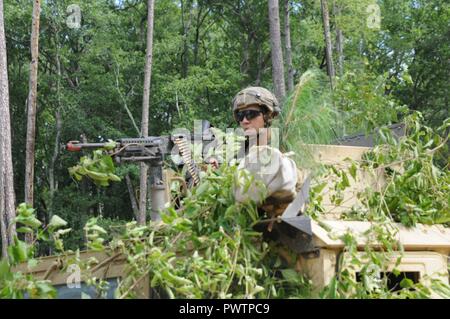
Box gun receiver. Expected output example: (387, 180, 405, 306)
(66, 136, 171, 161)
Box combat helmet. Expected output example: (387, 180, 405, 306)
(232, 87, 281, 122)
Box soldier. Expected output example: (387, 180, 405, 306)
(229, 87, 302, 228)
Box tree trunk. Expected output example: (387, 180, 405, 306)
(333, 0, 344, 76)
(24, 0, 41, 218)
(320, 0, 335, 89)
(0, 0, 17, 258)
(283, 0, 294, 92)
(125, 174, 139, 219)
(240, 35, 250, 76)
(268, 0, 286, 103)
(255, 42, 263, 86)
(48, 22, 62, 223)
(48, 107, 61, 217)
(180, 0, 193, 78)
(138, 0, 155, 225)
(193, 4, 203, 66)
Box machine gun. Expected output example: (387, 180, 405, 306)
(65, 120, 215, 221)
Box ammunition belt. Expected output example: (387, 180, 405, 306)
(173, 137, 200, 186)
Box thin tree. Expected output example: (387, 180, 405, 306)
(126, 174, 139, 218)
(320, 0, 335, 89)
(180, 0, 193, 78)
(24, 0, 41, 227)
(268, 0, 286, 103)
(0, 0, 17, 258)
(283, 0, 294, 92)
(48, 2, 63, 227)
(138, 0, 155, 225)
(333, 0, 344, 76)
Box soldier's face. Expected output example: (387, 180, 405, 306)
(238, 105, 265, 132)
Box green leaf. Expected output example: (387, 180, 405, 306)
(8, 238, 29, 264)
(224, 205, 236, 218)
(16, 216, 42, 229)
(37, 231, 49, 241)
(88, 241, 105, 251)
(195, 181, 210, 196)
(16, 203, 35, 217)
(402, 73, 413, 85)
(55, 228, 72, 236)
(349, 163, 357, 180)
(86, 170, 109, 181)
(101, 156, 114, 171)
(16, 227, 34, 233)
(280, 269, 302, 284)
(313, 182, 327, 194)
(341, 172, 350, 188)
(400, 277, 414, 289)
(103, 140, 117, 150)
(54, 239, 64, 251)
(34, 282, 57, 298)
(0, 260, 11, 281)
(48, 215, 68, 230)
(89, 225, 107, 234)
(98, 180, 110, 187)
(108, 174, 121, 182)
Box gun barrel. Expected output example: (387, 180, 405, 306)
(66, 141, 107, 152)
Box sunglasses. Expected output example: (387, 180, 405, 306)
(236, 109, 263, 122)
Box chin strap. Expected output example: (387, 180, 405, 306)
(263, 110, 275, 128)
